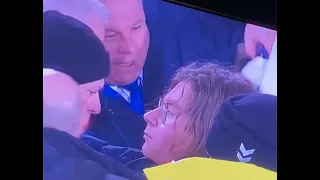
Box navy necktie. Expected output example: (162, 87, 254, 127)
(120, 79, 144, 115)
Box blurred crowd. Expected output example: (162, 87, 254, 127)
(43, 0, 277, 179)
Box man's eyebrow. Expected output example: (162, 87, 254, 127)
(104, 28, 117, 33)
(87, 89, 95, 93)
(88, 86, 102, 92)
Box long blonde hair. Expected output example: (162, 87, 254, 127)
(165, 61, 257, 157)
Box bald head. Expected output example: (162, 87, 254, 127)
(43, 70, 83, 137)
(43, 0, 108, 41)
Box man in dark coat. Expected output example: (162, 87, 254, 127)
(43, 10, 145, 180)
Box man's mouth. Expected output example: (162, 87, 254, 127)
(117, 61, 134, 67)
(143, 132, 152, 139)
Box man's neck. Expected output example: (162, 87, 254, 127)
(106, 71, 144, 87)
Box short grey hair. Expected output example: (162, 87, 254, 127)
(43, 0, 108, 41)
(43, 0, 108, 23)
(89, 0, 108, 23)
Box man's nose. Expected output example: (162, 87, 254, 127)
(118, 36, 136, 54)
(90, 93, 101, 114)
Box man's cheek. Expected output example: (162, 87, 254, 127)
(104, 44, 118, 55)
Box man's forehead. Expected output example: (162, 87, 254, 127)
(101, 0, 144, 21)
(101, 0, 142, 8)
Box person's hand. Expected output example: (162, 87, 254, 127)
(244, 24, 277, 58)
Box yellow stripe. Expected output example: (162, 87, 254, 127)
(144, 157, 276, 180)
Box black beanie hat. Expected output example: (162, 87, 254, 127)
(205, 94, 277, 171)
(43, 10, 110, 85)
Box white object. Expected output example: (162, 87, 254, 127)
(236, 143, 255, 163)
(241, 56, 267, 88)
(259, 36, 277, 96)
(43, 68, 59, 76)
(109, 72, 143, 103)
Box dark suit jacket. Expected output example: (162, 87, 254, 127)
(83, 88, 153, 149)
(43, 128, 145, 180)
(81, 134, 156, 172)
(82, 0, 246, 149)
(82, 45, 165, 147)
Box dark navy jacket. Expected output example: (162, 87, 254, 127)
(81, 134, 156, 172)
(82, 0, 246, 149)
(43, 128, 145, 180)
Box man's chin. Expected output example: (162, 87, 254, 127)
(106, 75, 140, 85)
(79, 114, 91, 131)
